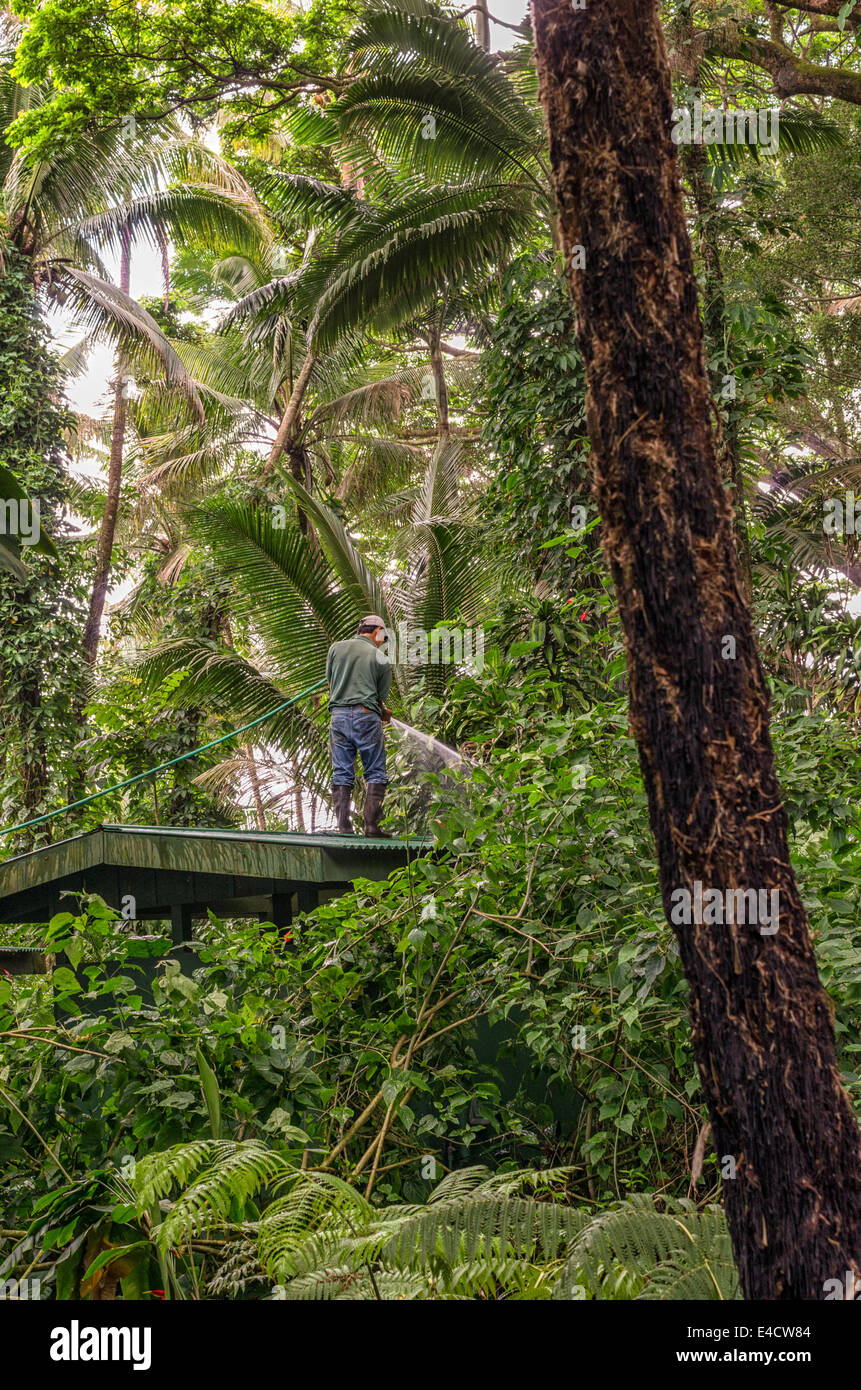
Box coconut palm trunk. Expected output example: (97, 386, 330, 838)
(427, 323, 451, 443)
(265, 349, 319, 548)
(245, 743, 267, 831)
(530, 0, 861, 1299)
(473, 0, 491, 53)
(293, 773, 306, 833)
(266, 350, 317, 473)
(82, 225, 131, 665)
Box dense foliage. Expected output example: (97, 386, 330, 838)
(0, 244, 86, 833)
(1, 0, 861, 1301)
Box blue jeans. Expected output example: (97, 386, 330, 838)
(330, 707, 387, 787)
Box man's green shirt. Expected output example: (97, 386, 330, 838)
(326, 635, 392, 715)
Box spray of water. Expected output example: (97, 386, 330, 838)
(386, 718, 472, 836)
(389, 718, 467, 770)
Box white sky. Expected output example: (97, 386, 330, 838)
(486, 0, 530, 51)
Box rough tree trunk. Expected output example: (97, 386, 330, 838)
(680, 138, 752, 601)
(530, 0, 861, 1299)
(82, 226, 131, 665)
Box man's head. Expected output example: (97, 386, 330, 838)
(357, 614, 387, 647)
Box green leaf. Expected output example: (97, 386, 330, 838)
(52, 967, 81, 994)
(64, 936, 85, 971)
(196, 1047, 222, 1140)
(48, 912, 76, 933)
(263, 1109, 310, 1143)
(82, 1242, 149, 1282)
(382, 1075, 410, 1107)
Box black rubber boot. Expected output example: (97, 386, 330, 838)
(363, 783, 393, 838)
(332, 785, 353, 834)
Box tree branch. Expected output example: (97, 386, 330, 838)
(707, 26, 861, 105)
(767, 0, 861, 26)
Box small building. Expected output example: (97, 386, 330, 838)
(0, 823, 430, 971)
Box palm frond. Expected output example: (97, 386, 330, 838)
(187, 498, 361, 687)
(258, 171, 370, 236)
(52, 267, 205, 418)
(72, 184, 270, 264)
(302, 181, 536, 349)
(333, 67, 543, 188)
(336, 438, 426, 508)
(287, 479, 391, 629)
(700, 106, 843, 167)
(128, 634, 321, 776)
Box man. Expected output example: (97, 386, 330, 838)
(326, 615, 393, 836)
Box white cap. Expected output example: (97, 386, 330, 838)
(360, 614, 386, 629)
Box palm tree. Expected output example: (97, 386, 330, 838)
(77, 2, 545, 574)
(120, 438, 504, 823)
(157, 0, 549, 473)
(1, 60, 269, 666)
(2, 72, 204, 393)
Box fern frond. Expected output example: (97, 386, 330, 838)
(379, 1194, 586, 1267)
(134, 1139, 228, 1210)
(142, 1141, 295, 1249)
(553, 1194, 740, 1301)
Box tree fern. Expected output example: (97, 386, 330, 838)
(136, 1139, 295, 1248)
(553, 1194, 740, 1301)
(130, 1141, 741, 1301)
(256, 1163, 590, 1300)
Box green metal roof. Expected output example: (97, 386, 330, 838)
(1, 822, 431, 865)
(100, 824, 430, 848)
(0, 823, 433, 926)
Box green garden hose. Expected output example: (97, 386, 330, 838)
(1, 677, 327, 838)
